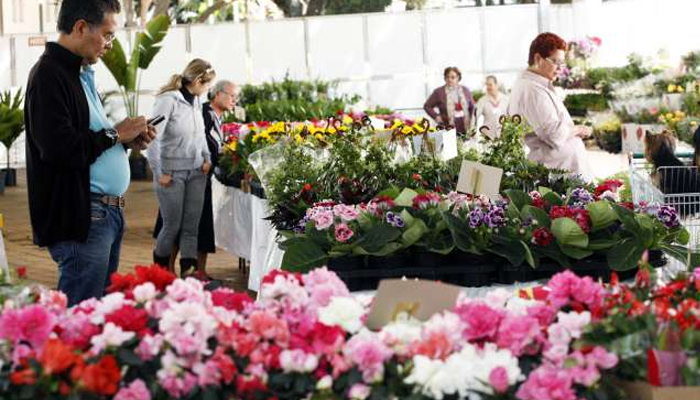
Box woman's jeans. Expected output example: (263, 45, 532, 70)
(154, 169, 206, 260)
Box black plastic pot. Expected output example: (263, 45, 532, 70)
(2, 168, 17, 187)
(215, 168, 243, 188)
(250, 180, 266, 199)
(129, 156, 149, 181)
(0, 170, 6, 194)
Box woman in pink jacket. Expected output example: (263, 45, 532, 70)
(424, 67, 475, 135)
(507, 33, 593, 180)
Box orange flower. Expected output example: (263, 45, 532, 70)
(81, 355, 121, 396)
(40, 338, 78, 375)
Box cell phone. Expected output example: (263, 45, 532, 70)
(148, 115, 165, 126)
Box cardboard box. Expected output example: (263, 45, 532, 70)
(618, 380, 700, 400)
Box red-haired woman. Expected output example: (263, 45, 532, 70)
(424, 67, 475, 135)
(507, 32, 592, 179)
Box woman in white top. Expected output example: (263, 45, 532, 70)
(507, 32, 593, 180)
(475, 75, 509, 139)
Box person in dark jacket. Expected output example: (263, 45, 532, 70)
(25, 0, 155, 306)
(153, 80, 238, 279)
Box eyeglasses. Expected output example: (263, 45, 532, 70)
(545, 57, 566, 68)
(103, 33, 116, 45)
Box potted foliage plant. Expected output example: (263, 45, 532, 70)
(0, 88, 24, 190)
(101, 15, 170, 180)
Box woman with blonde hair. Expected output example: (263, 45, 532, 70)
(147, 58, 215, 276)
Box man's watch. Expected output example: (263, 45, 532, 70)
(104, 128, 119, 146)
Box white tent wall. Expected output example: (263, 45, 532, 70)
(3, 0, 700, 167)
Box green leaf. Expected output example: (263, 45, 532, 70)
(657, 244, 689, 266)
(442, 212, 476, 253)
(522, 240, 536, 268)
(543, 191, 563, 207)
(587, 238, 619, 251)
(607, 237, 645, 271)
(138, 14, 171, 69)
(402, 218, 428, 246)
(559, 245, 594, 260)
(400, 209, 415, 226)
(538, 186, 553, 196)
(355, 224, 401, 253)
(504, 189, 531, 210)
(394, 188, 418, 207)
(377, 186, 401, 199)
(522, 205, 550, 227)
(636, 214, 655, 248)
(281, 241, 328, 272)
(551, 217, 589, 248)
(101, 38, 127, 87)
(585, 201, 618, 232)
(125, 34, 141, 92)
(369, 242, 404, 257)
(613, 203, 640, 232)
(677, 228, 690, 246)
(117, 348, 144, 366)
(506, 202, 521, 220)
(490, 235, 526, 266)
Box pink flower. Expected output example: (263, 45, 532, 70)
(114, 379, 151, 400)
(496, 315, 542, 356)
(333, 204, 360, 222)
(516, 366, 576, 400)
(39, 290, 68, 312)
(247, 311, 290, 345)
(58, 312, 101, 350)
(586, 346, 618, 370)
(279, 349, 319, 373)
(0, 305, 56, 349)
(455, 302, 504, 342)
(158, 371, 197, 398)
(135, 334, 165, 361)
(546, 271, 606, 312)
(348, 383, 371, 399)
(526, 304, 557, 327)
(312, 210, 335, 230)
(344, 333, 393, 383)
(412, 192, 442, 209)
(302, 267, 350, 309)
(490, 366, 510, 394)
(334, 223, 354, 243)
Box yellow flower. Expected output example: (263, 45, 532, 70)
(665, 113, 674, 120)
(678, 86, 685, 93)
(675, 110, 685, 117)
(691, 121, 698, 127)
(315, 133, 324, 141)
(328, 127, 337, 135)
(668, 84, 677, 93)
(225, 141, 238, 152)
(401, 125, 412, 135)
(342, 115, 353, 125)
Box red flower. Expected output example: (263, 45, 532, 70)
(532, 197, 546, 209)
(236, 375, 269, 400)
(134, 265, 177, 291)
(105, 305, 150, 336)
(310, 323, 346, 355)
(262, 270, 302, 286)
(39, 338, 78, 375)
(211, 289, 253, 312)
(303, 183, 313, 192)
(571, 209, 591, 233)
(412, 173, 422, 181)
(620, 202, 635, 210)
(105, 272, 138, 295)
(533, 227, 554, 246)
(16, 266, 27, 279)
(10, 368, 36, 386)
(455, 103, 463, 111)
(549, 206, 571, 220)
(81, 355, 121, 396)
(636, 268, 651, 288)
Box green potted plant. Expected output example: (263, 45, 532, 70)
(101, 14, 170, 180)
(0, 88, 24, 190)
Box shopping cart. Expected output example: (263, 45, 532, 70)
(629, 152, 700, 275)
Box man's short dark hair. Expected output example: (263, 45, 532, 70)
(57, 0, 121, 34)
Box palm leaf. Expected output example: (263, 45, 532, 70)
(102, 38, 128, 87)
(125, 34, 141, 92)
(138, 14, 170, 70)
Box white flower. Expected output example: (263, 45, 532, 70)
(90, 322, 135, 354)
(90, 292, 126, 324)
(318, 296, 365, 333)
(380, 319, 422, 355)
(484, 288, 514, 309)
(160, 301, 219, 351)
(133, 282, 157, 303)
(279, 349, 319, 373)
(259, 274, 309, 307)
(348, 383, 371, 399)
(505, 296, 542, 316)
(316, 375, 333, 390)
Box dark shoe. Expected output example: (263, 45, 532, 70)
(180, 258, 197, 278)
(153, 251, 171, 269)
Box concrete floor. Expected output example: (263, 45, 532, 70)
(0, 170, 249, 292)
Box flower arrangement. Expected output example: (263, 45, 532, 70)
(0, 265, 631, 400)
(280, 182, 689, 276)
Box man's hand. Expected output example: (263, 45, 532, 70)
(125, 136, 148, 151)
(202, 162, 212, 175)
(158, 174, 172, 187)
(114, 117, 147, 143)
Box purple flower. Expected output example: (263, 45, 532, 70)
(485, 205, 506, 228)
(385, 212, 405, 228)
(656, 205, 680, 228)
(569, 188, 593, 207)
(468, 208, 485, 228)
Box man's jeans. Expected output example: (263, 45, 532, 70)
(48, 197, 124, 306)
(154, 168, 207, 260)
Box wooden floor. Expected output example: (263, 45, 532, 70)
(1, 169, 249, 292)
